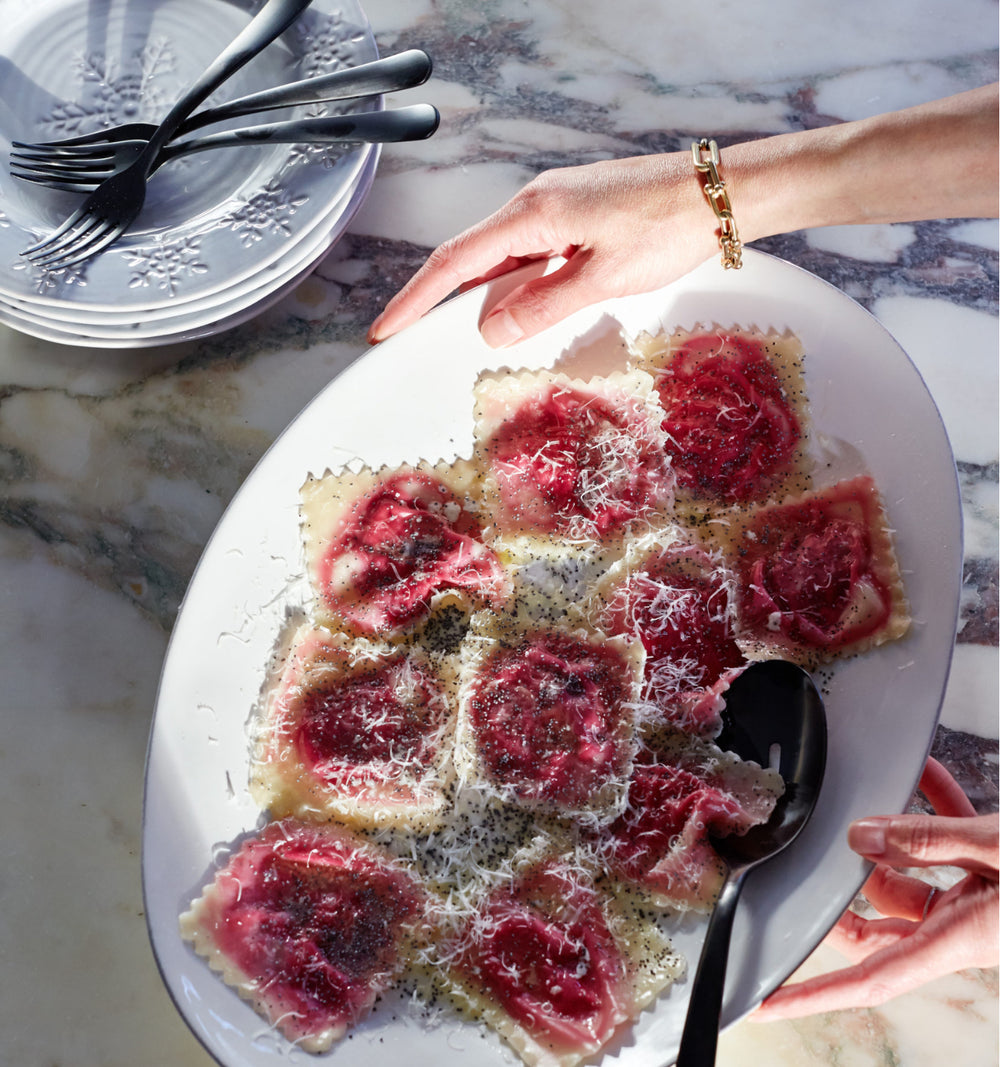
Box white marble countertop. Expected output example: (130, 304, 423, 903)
(1, 1, 996, 1065)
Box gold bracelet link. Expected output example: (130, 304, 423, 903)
(692, 138, 743, 269)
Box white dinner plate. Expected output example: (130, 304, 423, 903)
(0, 150, 378, 347)
(143, 250, 962, 1067)
(0, 0, 377, 312)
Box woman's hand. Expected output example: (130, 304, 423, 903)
(368, 151, 718, 348)
(754, 757, 999, 1021)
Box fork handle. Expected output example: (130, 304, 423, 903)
(148, 0, 314, 155)
(178, 50, 433, 136)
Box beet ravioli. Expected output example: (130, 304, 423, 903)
(630, 325, 811, 510)
(300, 460, 510, 639)
(250, 622, 458, 830)
(180, 821, 429, 1053)
(472, 367, 675, 544)
(430, 851, 682, 1067)
(724, 475, 910, 665)
(454, 615, 644, 818)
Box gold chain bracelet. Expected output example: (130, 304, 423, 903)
(691, 138, 743, 269)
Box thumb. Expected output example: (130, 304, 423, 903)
(848, 813, 999, 876)
(479, 251, 614, 348)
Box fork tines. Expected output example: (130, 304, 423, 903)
(21, 208, 128, 270)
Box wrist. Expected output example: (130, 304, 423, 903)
(716, 127, 858, 244)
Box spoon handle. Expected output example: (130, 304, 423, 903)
(675, 868, 747, 1066)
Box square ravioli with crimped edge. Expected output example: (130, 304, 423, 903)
(628, 324, 812, 510)
(427, 846, 683, 1067)
(723, 474, 911, 666)
(578, 526, 748, 739)
(249, 621, 458, 831)
(300, 459, 511, 640)
(454, 611, 643, 820)
(472, 367, 675, 546)
(589, 730, 784, 913)
(179, 819, 430, 1054)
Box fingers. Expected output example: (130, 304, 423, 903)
(822, 909, 916, 963)
(754, 878, 998, 1021)
(479, 249, 621, 347)
(458, 252, 557, 293)
(861, 864, 942, 922)
(848, 812, 999, 876)
(750, 942, 933, 1021)
(919, 755, 977, 817)
(368, 186, 563, 343)
(367, 232, 513, 342)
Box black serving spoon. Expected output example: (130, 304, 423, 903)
(676, 659, 828, 1066)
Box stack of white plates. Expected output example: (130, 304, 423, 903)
(0, 0, 381, 347)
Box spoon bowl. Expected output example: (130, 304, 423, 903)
(676, 659, 827, 1066)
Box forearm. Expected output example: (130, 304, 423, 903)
(727, 84, 999, 242)
(371, 85, 997, 345)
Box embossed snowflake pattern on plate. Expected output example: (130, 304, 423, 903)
(0, 0, 378, 312)
(36, 37, 179, 140)
(124, 239, 210, 299)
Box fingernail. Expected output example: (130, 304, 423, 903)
(367, 316, 384, 344)
(848, 816, 888, 857)
(481, 308, 523, 348)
